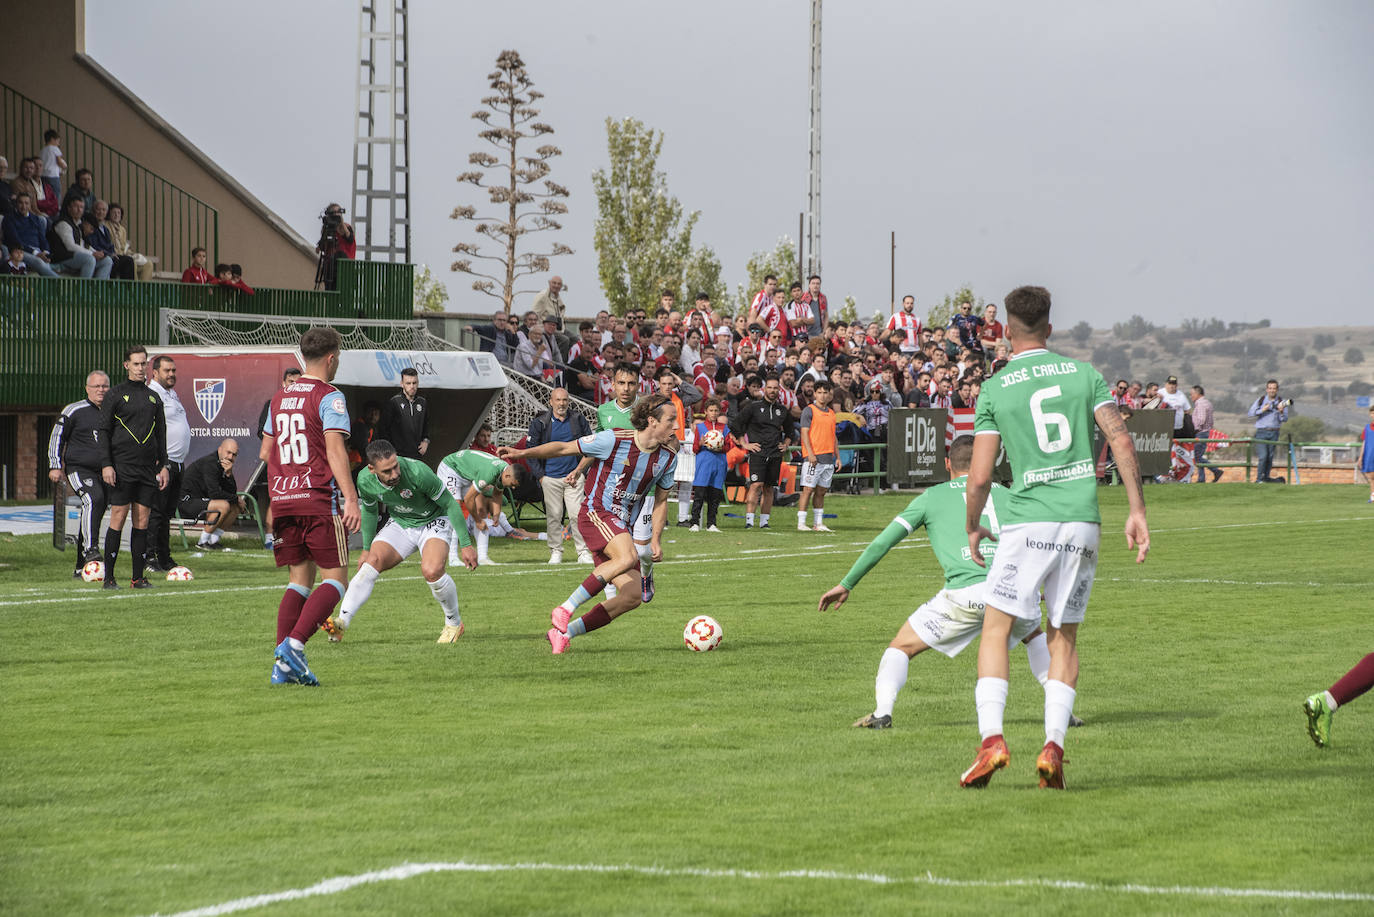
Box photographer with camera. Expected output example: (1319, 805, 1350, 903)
(1247, 379, 1291, 484)
(314, 203, 355, 291)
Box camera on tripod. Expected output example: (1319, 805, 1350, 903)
(319, 207, 344, 247)
(315, 205, 347, 289)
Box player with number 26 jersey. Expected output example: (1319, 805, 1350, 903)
(264, 379, 352, 515)
(973, 350, 1113, 526)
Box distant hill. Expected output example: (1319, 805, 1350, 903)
(1048, 323, 1374, 439)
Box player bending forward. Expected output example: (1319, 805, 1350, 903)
(437, 448, 523, 566)
(323, 440, 478, 644)
(961, 285, 1149, 790)
(260, 327, 361, 686)
(499, 395, 678, 654)
(819, 436, 1081, 729)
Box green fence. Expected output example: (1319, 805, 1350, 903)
(0, 260, 414, 407)
(2, 81, 219, 272)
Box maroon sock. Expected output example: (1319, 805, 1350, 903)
(289, 582, 343, 644)
(276, 586, 309, 644)
(579, 603, 612, 634)
(580, 573, 606, 598)
(1330, 653, 1374, 707)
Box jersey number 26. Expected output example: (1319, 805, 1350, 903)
(274, 412, 310, 464)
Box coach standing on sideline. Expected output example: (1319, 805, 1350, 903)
(48, 370, 112, 576)
(526, 388, 593, 565)
(146, 355, 191, 573)
(100, 345, 169, 589)
(381, 367, 429, 460)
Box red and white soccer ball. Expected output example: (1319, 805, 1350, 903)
(165, 566, 194, 582)
(700, 428, 726, 452)
(80, 559, 104, 582)
(683, 614, 723, 652)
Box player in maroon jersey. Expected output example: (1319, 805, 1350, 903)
(258, 327, 361, 685)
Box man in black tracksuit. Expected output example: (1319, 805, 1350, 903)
(100, 345, 169, 589)
(733, 372, 792, 529)
(380, 367, 430, 459)
(47, 370, 113, 575)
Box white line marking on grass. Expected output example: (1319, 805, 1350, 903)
(142, 860, 1374, 916)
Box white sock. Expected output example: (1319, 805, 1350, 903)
(209, 530, 222, 544)
(606, 582, 619, 599)
(337, 563, 379, 628)
(975, 677, 1009, 740)
(1324, 689, 1339, 711)
(428, 573, 461, 627)
(677, 483, 692, 522)
(1024, 633, 1051, 686)
(197, 531, 211, 546)
(874, 647, 909, 718)
(636, 542, 654, 579)
(475, 526, 490, 561)
(746, 512, 754, 526)
(760, 513, 770, 526)
(1044, 679, 1076, 747)
(813, 508, 824, 526)
(798, 510, 806, 525)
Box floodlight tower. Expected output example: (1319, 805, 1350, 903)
(805, 0, 822, 278)
(351, 0, 411, 262)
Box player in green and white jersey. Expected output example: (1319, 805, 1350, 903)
(819, 437, 1070, 729)
(323, 439, 479, 644)
(437, 448, 523, 566)
(960, 285, 1149, 790)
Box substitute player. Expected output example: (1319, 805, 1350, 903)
(960, 285, 1148, 789)
(498, 395, 678, 654)
(436, 448, 523, 566)
(325, 439, 478, 643)
(819, 437, 1074, 729)
(260, 327, 361, 686)
(797, 380, 838, 533)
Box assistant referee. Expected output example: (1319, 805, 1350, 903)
(100, 344, 169, 588)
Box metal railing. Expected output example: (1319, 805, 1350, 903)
(2, 81, 219, 272)
(1170, 436, 1364, 484)
(0, 260, 414, 407)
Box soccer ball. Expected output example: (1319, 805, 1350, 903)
(700, 428, 725, 452)
(166, 566, 194, 582)
(683, 614, 723, 652)
(80, 559, 104, 582)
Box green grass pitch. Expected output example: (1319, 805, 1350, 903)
(2, 484, 1372, 915)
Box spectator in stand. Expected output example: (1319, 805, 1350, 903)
(1112, 379, 1131, 407)
(526, 387, 593, 564)
(213, 262, 254, 294)
(3, 192, 58, 276)
(748, 275, 778, 325)
(180, 439, 245, 550)
(979, 303, 1004, 356)
(66, 169, 96, 214)
(104, 203, 154, 281)
(786, 281, 813, 342)
(471, 423, 499, 455)
(48, 196, 112, 279)
(1158, 375, 1191, 436)
(1190, 385, 1221, 482)
(229, 264, 255, 294)
(464, 310, 518, 365)
(947, 300, 985, 360)
(886, 295, 922, 355)
(1139, 382, 1162, 409)
(82, 200, 134, 280)
(905, 372, 932, 408)
(381, 367, 430, 459)
(514, 322, 557, 377)
(1125, 380, 1143, 408)
(990, 342, 1010, 374)
(802, 274, 828, 339)
(531, 275, 566, 331)
(181, 247, 213, 284)
(1248, 379, 1289, 484)
(40, 130, 67, 204)
(856, 380, 892, 439)
(13, 157, 57, 219)
(2, 245, 26, 274)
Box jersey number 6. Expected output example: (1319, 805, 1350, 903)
(1029, 385, 1071, 454)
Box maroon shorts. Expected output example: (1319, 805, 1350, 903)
(273, 513, 348, 569)
(576, 507, 636, 569)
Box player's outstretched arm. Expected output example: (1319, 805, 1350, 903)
(965, 433, 1000, 567)
(818, 585, 850, 612)
(1094, 403, 1150, 563)
(498, 440, 580, 462)
(325, 430, 361, 533)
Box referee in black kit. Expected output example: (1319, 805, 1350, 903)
(48, 370, 113, 576)
(99, 345, 169, 589)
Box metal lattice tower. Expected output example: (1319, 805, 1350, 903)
(351, 0, 411, 262)
(806, 0, 822, 278)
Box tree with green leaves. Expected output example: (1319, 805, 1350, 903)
(450, 50, 572, 314)
(592, 117, 700, 315)
(734, 237, 798, 315)
(413, 265, 449, 313)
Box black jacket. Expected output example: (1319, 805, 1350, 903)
(49, 399, 106, 470)
(734, 397, 790, 454)
(101, 380, 167, 471)
(181, 451, 238, 501)
(525, 409, 592, 480)
(380, 392, 430, 459)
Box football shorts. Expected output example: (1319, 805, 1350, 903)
(907, 583, 1038, 658)
(747, 452, 783, 487)
(108, 464, 160, 508)
(577, 506, 638, 570)
(272, 513, 348, 569)
(373, 516, 454, 560)
(800, 459, 835, 489)
(982, 521, 1101, 627)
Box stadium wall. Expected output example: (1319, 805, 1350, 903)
(0, 0, 317, 289)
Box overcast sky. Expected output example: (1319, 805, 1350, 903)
(88, 0, 1373, 328)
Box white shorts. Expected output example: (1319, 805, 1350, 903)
(674, 443, 696, 484)
(437, 464, 472, 503)
(633, 494, 655, 543)
(373, 516, 454, 560)
(908, 583, 1039, 657)
(983, 521, 1101, 628)
(800, 460, 835, 489)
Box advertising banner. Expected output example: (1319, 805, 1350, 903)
(887, 409, 951, 485)
(1095, 410, 1174, 478)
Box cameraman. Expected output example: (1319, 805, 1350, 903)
(315, 203, 355, 291)
(1247, 379, 1290, 484)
